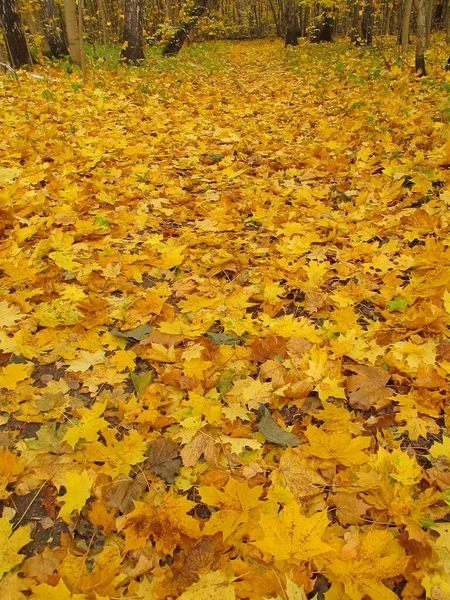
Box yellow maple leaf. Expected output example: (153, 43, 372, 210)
(62, 400, 108, 448)
(119, 494, 201, 553)
(390, 339, 436, 370)
(0, 301, 24, 328)
(303, 426, 370, 466)
(66, 349, 106, 373)
(200, 477, 263, 540)
(178, 570, 236, 600)
(325, 529, 409, 600)
(252, 502, 331, 563)
(84, 428, 147, 478)
(429, 436, 450, 464)
(0, 511, 31, 578)
(0, 362, 33, 390)
(58, 469, 93, 523)
(314, 375, 347, 401)
(31, 579, 86, 600)
(0, 448, 25, 499)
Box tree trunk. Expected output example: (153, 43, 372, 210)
(414, 0, 427, 74)
(362, 0, 373, 44)
(284, 0, 298, 45)
(166, 0, 177, 25)
(349, 2, 360, 42)
(121, 0, 144, 62)
(425, 0, 433, 44)
(63, 0, 82, 65)
(447, 0, 450, 42)
(401, 0, 413, 51)
(0, 0, 31, 68)
(41, 0, 68, 58)
(162, 0, 207, 56)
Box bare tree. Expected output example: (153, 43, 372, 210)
(0, 0, 31, 68)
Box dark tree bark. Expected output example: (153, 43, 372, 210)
(0, 0, 31, 68)
(40, 0, 68, 58)
(361, 0, 373, 45)
(284, 0, 298, 46)
(311, 13, 333, 42)
(121, 0, 145, 63)
(162, 0, 208, 56)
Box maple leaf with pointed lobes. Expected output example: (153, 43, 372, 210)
(0, 511, 31, 579)
(253, 502, 331, 563)
(62, 400, 108, 448)
(303, 425, 370, 467)
(119, 494, 201, 554)
(58, 469, 93, 523)
(0, 362, 33, 390)
(31, 579, 86, 600)
(200, 477, 263, 540)
(325, 529, 409, 600)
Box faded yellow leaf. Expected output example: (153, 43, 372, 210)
(0, 513, 31, 578)
(58, 469, 93, 523)
(200, 477, 263, 540)
(253, 502, 331, 563)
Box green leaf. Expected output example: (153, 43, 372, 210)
(387, 296, 409, 312)
(131, 370, 154, 396)
(111, 324, 152, 342)
(94, 216, 111, 227)
(206, 331, 241, 346)
(257, 405, 300, 448)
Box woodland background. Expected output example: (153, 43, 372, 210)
(1, 0, 450, 72)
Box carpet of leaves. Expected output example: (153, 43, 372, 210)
(1, 38, 450, 600)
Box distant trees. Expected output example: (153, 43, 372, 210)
(0, 0, 449, 71)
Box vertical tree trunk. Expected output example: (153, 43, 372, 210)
(401, 0, 413, 50)
(414, 0, 427, 74)
(41, 0, 68, 58)
(362, 0, 373, 44)
(97, 0, 110, 43)
(284, 0, 298, 45)
(121, 0, 144, 62)
(63, 0, 82, 65)
(166, 0, 177, 25)
(446, 0, 450, 41)
(162, 0, 207, 56)
(425, 0, 433, 44)
(349, 2, 360, 41)
(0, 0, 31, 68)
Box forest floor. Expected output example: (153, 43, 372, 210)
(1, 38, 450, 600)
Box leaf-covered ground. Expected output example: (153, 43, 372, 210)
(1, 39, 450, 600)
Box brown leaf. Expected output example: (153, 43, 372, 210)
(250, 334, 286, 363)
(146, 437, 181, 484)
(345, 365, 392, 411)
(105, 473, 147, 514)
(329, 492, 371, 526)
